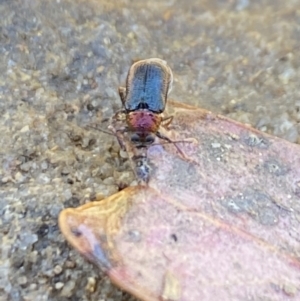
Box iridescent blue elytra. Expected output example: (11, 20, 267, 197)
(122, 59, 173, 113)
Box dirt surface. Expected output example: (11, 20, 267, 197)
(1, 0, 300, 300)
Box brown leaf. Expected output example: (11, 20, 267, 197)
(59, 102, 300, 301)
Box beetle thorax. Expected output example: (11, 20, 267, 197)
(126, 110, 162, 133)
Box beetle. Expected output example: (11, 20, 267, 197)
(113, 58, 176, 149)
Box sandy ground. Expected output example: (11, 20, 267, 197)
(1, 0, 300, 300)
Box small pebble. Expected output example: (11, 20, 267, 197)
(40, 161, 48, 170)
(1, 176, 13, 183)
(103, 37, 110, 45)
(29, 250, 38, 263)
(14, 172, 25, 182)
(37, 173, 50, 184)
(211, 142, 221, 148)
(65, 260, 76, 269)
(20, 162, 32, 172)
(20, 125, 30, 132)
(29, 283, 37, 290)
(103, 176, 115, 185)
(97, 66, 104, 73)
(85, 277, 97, 293)
(18, 276, 28, 286)
(127, 31, 135, 39)
(119, 149, 128, 159)
(116, 171, 133, 187)
(100, 162, 114, 177)
(53, 265, 63, 275)
(61, 166, 70, 175)
(55, 282, 64, 290)
(38, 277, 48, 285)
(51, 177, 63, 184)
(60, 280, 76, 297)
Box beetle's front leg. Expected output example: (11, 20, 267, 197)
(108, 124, 127, 151)
(161, 115, 174, 128)
(118, 86, 127, 106)
(115, 129, 127, 151)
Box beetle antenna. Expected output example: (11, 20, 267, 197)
(85, 125, 116, 136)
(151, 140, 193, 146)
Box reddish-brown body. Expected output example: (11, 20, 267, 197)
(126, 110, 162, 133)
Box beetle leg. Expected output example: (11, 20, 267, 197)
(108, 123, 127, 151)
(115, 132, 126, 150)
(118, 86, 127, 106)
(161, 115, 174, 128)
(156, 131, 187, 159)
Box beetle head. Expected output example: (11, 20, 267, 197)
(130, 132, 155, 148)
